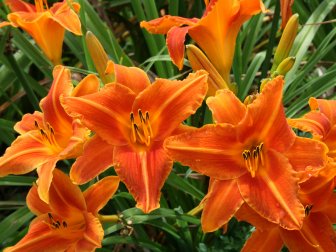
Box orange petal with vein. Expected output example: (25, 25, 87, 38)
(36, 159, 58, 203)
(84, 176, 120, 214)
(72, 74, 100, 97)
(133, 70, 208, 140)
(48, 169, 86, 218)
(5, 0, 36, 12)
(114, 143, 172, 213)
(201, 179, 243, 232)
(0, 132, 57, 177)
(206, 89, 246, 124)
(14, 111, 43, 134)
(280, 213, 336, 252)
(62, 83, 136, 146)
(75, 213, 104, 251)
(164, 124, 246, 180)
(70, 135, 114, 185)
(140, 15, 198, 34)
(3, 216, 72, 252)
(105, 61, 150, 94)
(26, 185, 51, 216)
(284, 137, 328, 182)
(238, 149, 305, 230)
(166, 26, 190, 69)
(240, 77, 296, 152)
(241, 228, 283, 252)
(40, 65, 73, 137)
(50, 1, 82, 35)
(7, 12, 65, 65)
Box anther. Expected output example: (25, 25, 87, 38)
(305, 205, 313, 216)
(62, 221, 67, 228)
(34, 120, 39, 128)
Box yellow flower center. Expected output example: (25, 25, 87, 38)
(130, 109, 153, 147)
(242, 142, 264, 177)
(35, 121, 62, 153)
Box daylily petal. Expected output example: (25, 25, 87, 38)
(309, 98, 336, 125)
(0, 21, 11, 28)
(241, 228, 283, 252)
(48, 169, 86, 217)
(14, 111, 43, 134)
(166, 26, 190, 70)
(133, 70, 208, 140)
(235, 203, 277, 231)
(284, 137, 328, 182)
(59, 119, 88, 159)
(0, 132, 58, 177)
(62, 83, 136, 146)
(83, 176, 120, 214)
(206, 89, 246, 124)
(50, 1, 82, 35)
(280, 213, 336, 252)
(5, 0, 36, 12)
(239, 77, 296, 153)
(114, 143, 172, 213)
(36, 158, 58, 203)
(164, 124, 246, 180)
(3, 215, 73, 252)
(75, 213, 104, 252)
(70, 135, 114, 185)
(189, 0, 263, 82)
(26, 184, 51, 216)
(105, 61, 150, 94)
(201, 179, 244, 232)
(316, 192, 336, 223)
(238, 149, 305, 230)
(7, 12, 65, 65)
(299, 163, 336, 207)
(288, 111, 331, 138)
(71, 74, 100, 97)
(40, 65, 73, 138)
(140, 15, 198, 34)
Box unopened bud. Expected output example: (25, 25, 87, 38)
(186, 44, 231, 96)
(86, 31, 114, 84)
(271, 14, 299, 72)
(272, 56, 295, 77)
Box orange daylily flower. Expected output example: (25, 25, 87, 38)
(4, 169, 120, 252)
(140, 0, 264, 83)
(164, 77, 328, 231)
(288, 98, 336, 160)
(62, 62, 208, 213)
(0, 65, 99, 203)
(236, 159, 336, 252)
(1, 0, 82, 65)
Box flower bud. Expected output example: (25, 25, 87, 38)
(186, 44, 231, 96)
(86, 31, 114, 84)
(271, 14, 299, 72)
(272, 56, 296, 77)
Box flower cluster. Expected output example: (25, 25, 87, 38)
(0, 0, 335, 251)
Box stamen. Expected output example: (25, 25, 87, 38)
(34, 120, 39, 128)
(129, 110, 153, 147)
(242, 143, 264, 177)
(304, 205, 313, 216)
